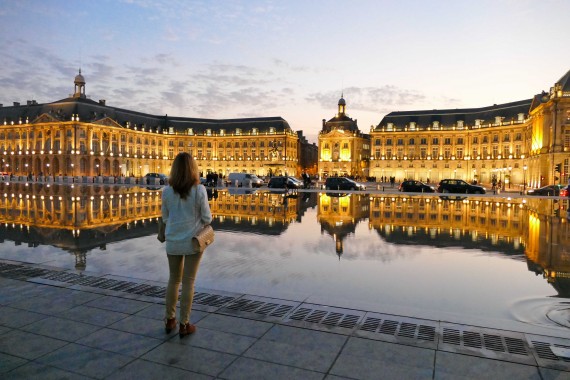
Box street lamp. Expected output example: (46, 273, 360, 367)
(71, 163, 74, 176)
(96, 164, 100, 176)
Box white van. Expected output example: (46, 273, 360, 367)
(227, 173, 264, 188)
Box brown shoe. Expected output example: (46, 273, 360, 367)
(179, 322, 196, 338)
(165, 318, 176, 333)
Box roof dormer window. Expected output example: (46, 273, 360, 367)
(187, 128, 194, 135)
(236, 128, 242, 135)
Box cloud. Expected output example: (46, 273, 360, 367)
(306, 85, 427, 114)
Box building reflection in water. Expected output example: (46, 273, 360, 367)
(0, 182, 568, 297)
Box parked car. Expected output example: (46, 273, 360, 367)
(399, 180, 436, 193)
(561, 185, 569, 197)
(144, 173, 168, 185)
(267, 176, 302, 189)
(437, 179, 486, 194)
(527, 184, 564, 196)
(227, 172, 264, 187)
(324, 177, 366, 191)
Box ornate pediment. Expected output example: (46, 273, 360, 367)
(321, 129, 349, 138)
(32, 113, 59, 124)
(93, 117, 122, 128)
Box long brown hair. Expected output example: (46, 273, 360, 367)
(168, 152, 199, 199)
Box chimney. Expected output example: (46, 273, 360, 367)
(27, 100, 32, 105)
(13, 102, 20, 107)
(99, 99, 106, 105)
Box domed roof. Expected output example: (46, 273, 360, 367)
(74, 69, 85, 85)
(338, 96, 346, 106)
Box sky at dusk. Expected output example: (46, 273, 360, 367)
(1, 0, 570, 143)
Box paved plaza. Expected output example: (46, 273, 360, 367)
(1, 259, 569, 379)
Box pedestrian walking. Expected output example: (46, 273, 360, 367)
(160, 152, 212, 338)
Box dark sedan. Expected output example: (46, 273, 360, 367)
(437, 179, 486, 194)
(398, 180, 436, 193)
(527, 184, 564, 196)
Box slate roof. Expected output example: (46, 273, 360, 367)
(557, 69, 570, 92)
(0, 96, 292, 134)
(377, 99, 533, 129)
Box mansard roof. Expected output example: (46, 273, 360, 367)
(377, 99, 532, 129)
(0, 96, 292, 134)
(557, 69, 570, 92)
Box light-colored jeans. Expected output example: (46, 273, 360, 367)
(165, 242, 203, 324)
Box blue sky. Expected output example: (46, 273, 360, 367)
(1, 0, 569, 143)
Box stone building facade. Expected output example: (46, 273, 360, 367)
(0, 71, 317, 179)
(369, 70, 570, 188)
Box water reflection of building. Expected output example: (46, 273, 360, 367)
(0, 182, 163, 269)
(209, 190, 316, 235)
(317, 193, 369, 258)
(524, 198, 570, 297)
(0, 184, 318, 269)
(368, 195, 526, 253)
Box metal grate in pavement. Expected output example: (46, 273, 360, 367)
(527, 334, 570, 371)
(283, 303, 365, 334)
(355, 312, 438, 349)
(439, 323, 534, 365)
(219, 295, 300, 322)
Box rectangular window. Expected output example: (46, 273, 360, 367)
(431, 147, 438, 158)
(444, 138, 451, 145)
(456, 137, 464, 145)
(397, 139, 404, 146)
(420, 138, 427, 145)
(432, 138, 439, 145)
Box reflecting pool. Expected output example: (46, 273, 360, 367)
(1, 182, 569, 336)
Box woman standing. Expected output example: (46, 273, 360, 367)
(161, 152, 212, 337)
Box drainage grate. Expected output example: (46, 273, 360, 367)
(221, 296, 298, 321)
(285, 304, 364, 333)
(442, 327, 528, 356)
(0, 263, 50, 279)
(193, 292, 235, 308)
(439, 323, 536, 365)
(359, 315, 436, 343)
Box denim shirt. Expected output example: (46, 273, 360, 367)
(161, 184, 212, 255)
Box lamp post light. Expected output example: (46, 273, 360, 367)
(71, 163, 74, 176)
(96, 164, 100, 176)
